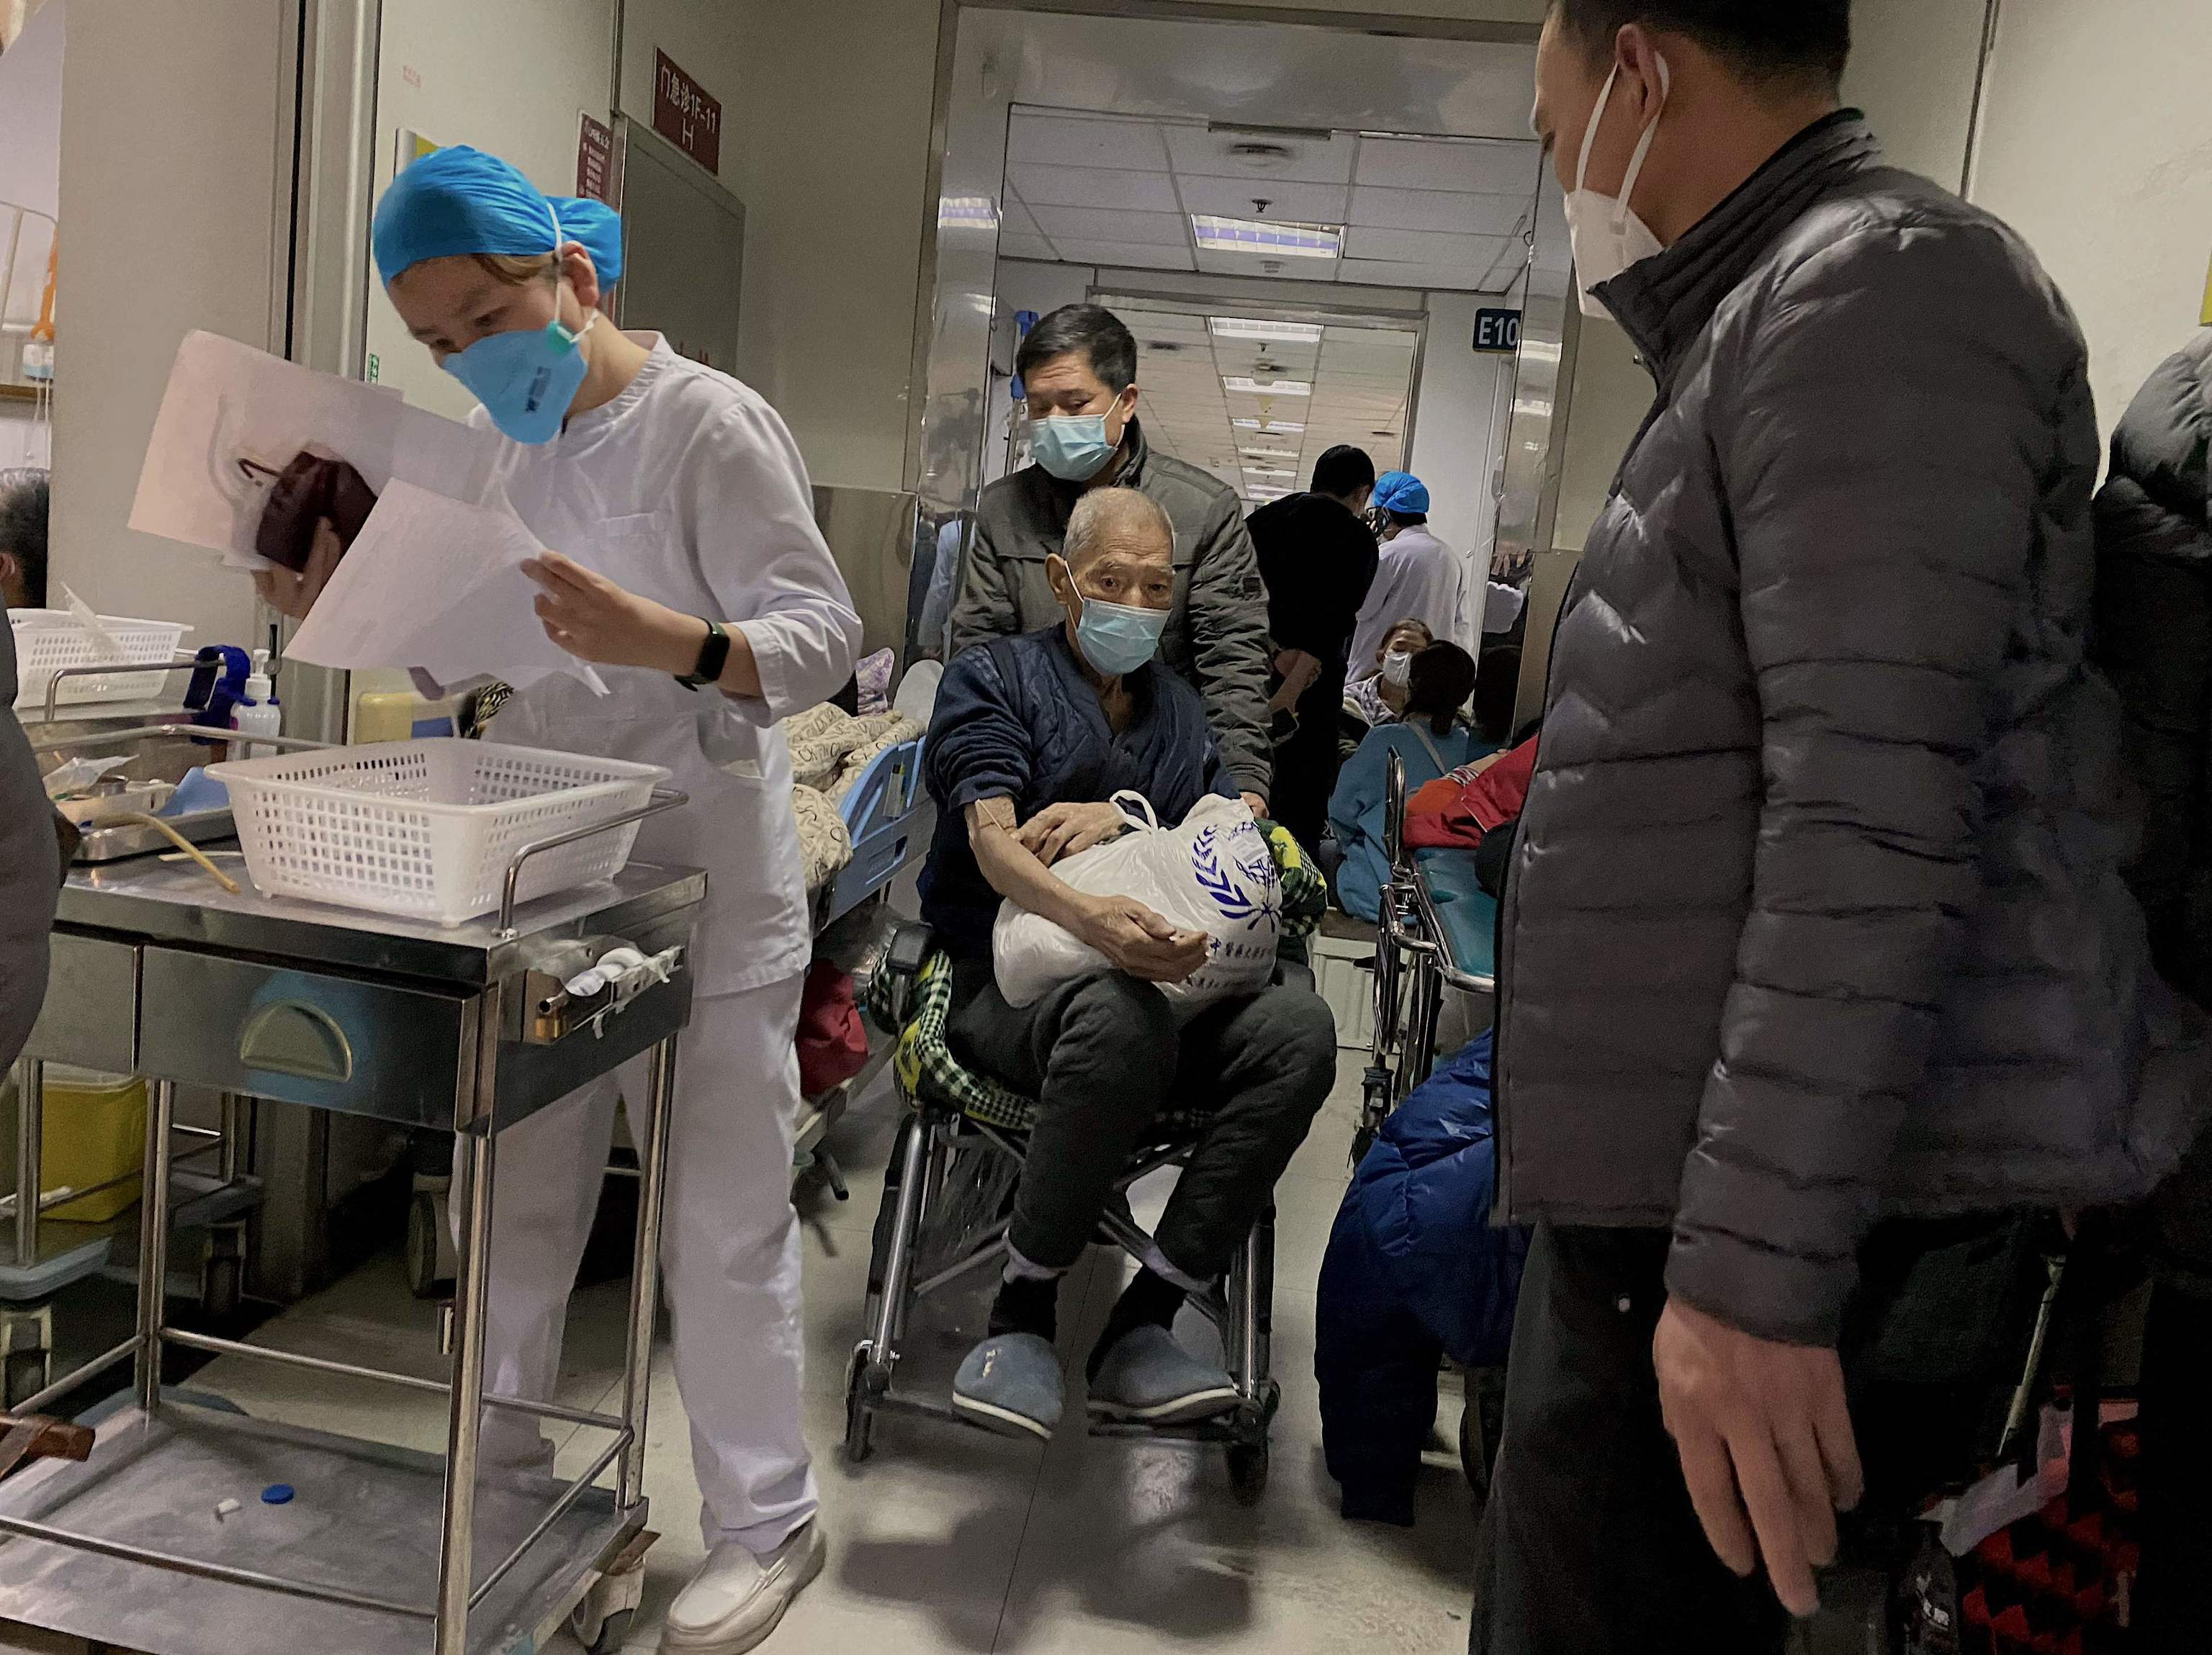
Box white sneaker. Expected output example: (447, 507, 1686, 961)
(658, 1522, 826, 1653)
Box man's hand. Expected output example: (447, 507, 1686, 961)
(251, 518, 343, 621)
(1016, 801, 1128, 866)
(1653, 1298, 1863, 1619)
(521, 550, 704, 672)
(1076, 896, 1211, 983)
(1240, 792, 1269, 818)
(1268, 648, 1322, 716)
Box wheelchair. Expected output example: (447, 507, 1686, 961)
(842, 921, 1283, 1505)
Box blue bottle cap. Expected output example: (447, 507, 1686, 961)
(261, 1484, 295, 1505)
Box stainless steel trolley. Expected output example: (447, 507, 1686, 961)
(0, 790, 701, 1655)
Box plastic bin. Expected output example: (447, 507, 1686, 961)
(24, 1067, 148, 1225)
(9, 609, 191, 711)
(205, 739, 670, 925)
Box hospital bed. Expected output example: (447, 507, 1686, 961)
(790, 731, 935, 1202)
(1354, 749, 1497, 1162)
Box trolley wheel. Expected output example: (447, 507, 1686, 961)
(3, 1348, 48, 1411)
(1227, 1442, 1269, 1507)
(568, 1603, 634, 1654)
(843, 1345, 878, 1464)
(200, 1253, 243, 1323)
(406, 1191, 451, 1300)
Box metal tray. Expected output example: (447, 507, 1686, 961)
(0, 1400, 638, 1655)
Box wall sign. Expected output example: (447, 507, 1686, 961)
(652, 48, 721, 173)
(1473, 308, 1524, 353)
(576, 113, 616, 204)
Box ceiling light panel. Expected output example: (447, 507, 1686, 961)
(1190, 215, 1341, 258)
(1208, 317, 1326, 343)
(1223, 376, 1313, 396)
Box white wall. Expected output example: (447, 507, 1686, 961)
(0, 402, 48, 471)
(1969, 0, 2212, 438)
(365, 0, 617, 423)
(1840, 0, 1989, 190)
(1409, 291, 1509, 579)
(50, 0, 292, 649)
(618, 0, 744, 194)
(717, 0, 938, 490)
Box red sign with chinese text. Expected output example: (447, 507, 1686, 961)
(652, 49, 721, 173)
(576, 113, 615, 204)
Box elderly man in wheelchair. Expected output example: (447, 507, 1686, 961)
(873, 486, 1336, 1454)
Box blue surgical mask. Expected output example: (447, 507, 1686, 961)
(1031, 407, 1121, 482)
(1074, 594, 1166, 677)
(444, 312, 595, 444)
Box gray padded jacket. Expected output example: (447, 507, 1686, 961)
(950, 419, 1274, 798)
(1495, 114, 2212, 1345)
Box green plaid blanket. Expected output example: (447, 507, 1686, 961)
(871, 819, 1323, 1133)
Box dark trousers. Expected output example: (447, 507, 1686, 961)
(1473, 1226, 1790, 1655)
(948, 962, 1335, 1280)
(1269, 659, 1349, 857)
(1475, 1221, 2038, 1655)
(2139, 1117, 2212, 1650)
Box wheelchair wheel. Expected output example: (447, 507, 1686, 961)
(843, 1343, 878, 1464)
(1227, 1443, 1269, 1507)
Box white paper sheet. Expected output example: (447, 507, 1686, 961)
(284, 480, 607, 696)
(128, 331, 506, 570)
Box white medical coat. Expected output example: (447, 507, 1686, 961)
(478, 334, 861, 996)
(1349, 523, 1469, 665)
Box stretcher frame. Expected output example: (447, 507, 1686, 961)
(1355, 750, 1498, 1159)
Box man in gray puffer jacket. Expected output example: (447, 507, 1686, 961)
(1479, 6, 2212, 1651)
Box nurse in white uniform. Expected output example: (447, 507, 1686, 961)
(267, 146, 859, 1654)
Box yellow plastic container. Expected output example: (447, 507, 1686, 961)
(33, 1066, 147, 1224)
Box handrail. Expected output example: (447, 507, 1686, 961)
(496, 788, 691, 937)
(30, 722, 334, 757)
(40, 654, 199, 723)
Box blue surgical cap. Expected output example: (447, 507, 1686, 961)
(372, 145, 624, 289)
(1372, 472, 1431, 514)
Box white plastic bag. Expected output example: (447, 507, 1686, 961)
(992, 791, 1282, 1013)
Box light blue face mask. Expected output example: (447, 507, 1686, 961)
(444, 311, 595, 444)
(1073, 593, 1167, 677)
(1030, 403, 1124, 482)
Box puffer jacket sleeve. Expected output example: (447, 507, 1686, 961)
(1184, 494, 1275, 799)
(1665, 222, 2087, 1345)
(949, 506, 1017, 660)
(2091, 337, 2212, 1004)
(0, 627, 58, 1074)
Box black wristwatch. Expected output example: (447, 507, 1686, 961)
(676, 618, 731, 690)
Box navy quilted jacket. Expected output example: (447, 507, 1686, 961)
(1496, 114, 2212, 1345)
(919, 626, 1233, 960)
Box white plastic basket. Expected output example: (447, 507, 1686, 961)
(204, 740, 671, 926)
(9, 609, 192, 711)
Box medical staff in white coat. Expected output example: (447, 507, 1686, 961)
(1346, 471, 1470, 664)
(261, 146, 859, 1655)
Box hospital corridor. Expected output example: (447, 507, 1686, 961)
(0, 2, 2209, 1654)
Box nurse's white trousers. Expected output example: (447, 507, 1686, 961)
(472, 972, 815, 1554)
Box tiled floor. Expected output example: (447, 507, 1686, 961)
(0, 1052, 1480, 1654)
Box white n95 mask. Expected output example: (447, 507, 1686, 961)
(1565, 55, 1670, 320)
